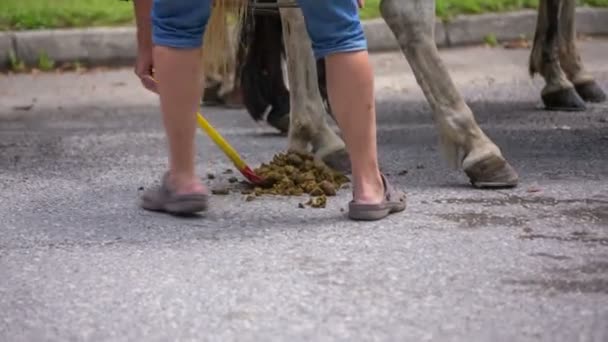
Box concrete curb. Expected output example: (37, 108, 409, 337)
(1, 7, 608, 69)
(0, 32, 15, 66)
(364, 7, 608, 51)
(13, 27, 137, 67)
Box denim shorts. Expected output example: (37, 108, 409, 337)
(151, 0, 367, 59)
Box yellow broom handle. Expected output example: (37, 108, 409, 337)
(196, 112, 247, 170)
(149, 77, 249, 171)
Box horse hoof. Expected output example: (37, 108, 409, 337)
(202, 83, 223, 107)
(321, 149, 351, 174)
(575, 81, 607, 103)
(267, 114, 290, 135)
(464, 155, 519, 189)
(542, 88, 586, 111)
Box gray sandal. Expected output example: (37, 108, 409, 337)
(140, 172, 209, 215)
(348, 174, 406, 221)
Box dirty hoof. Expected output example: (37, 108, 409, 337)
(575, 81, 607, 103)
(464, 155, 519, 189)
(542, 87, 586, 111)
(202, 82, 223, 106)
(267, 114, 290, 135)
(321, 149, 351, 174)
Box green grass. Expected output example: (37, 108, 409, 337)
(360, 0, 608, 20)
(0, 0, 134, 30)
(1, 0, 607, 30)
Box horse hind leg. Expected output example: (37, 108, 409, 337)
(278, 3, 350, 172)
(380, 0, 518, 188)
(558, 0, 606, 102)
(529, 0, 586, 110)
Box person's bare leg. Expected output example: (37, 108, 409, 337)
(324, 51, 383, 204)
(154, 46, 207, 195)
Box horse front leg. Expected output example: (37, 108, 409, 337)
(278, 3, 350, 172)
(380, 0, 518, 188)
(529, 0, 586, 110)
(558, 0, 606, 103)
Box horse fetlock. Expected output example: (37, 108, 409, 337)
(536, 67, 583, 111)
(433, 106, 485, 164)
(286, 137, 310, 156)
(313, 135, 345, 159)
(559, 55, 594, 85)
(318, 148, 351, 174)
(287, 124, 349, 174)
(287, 116, 313, 152)
(311, 124, 348, 171)
(532, 56, 574, 95)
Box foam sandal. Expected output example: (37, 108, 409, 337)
(140, 172, 209, 215)
(348, 173, 406, 221)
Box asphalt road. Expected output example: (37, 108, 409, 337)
(1, 39, 608, 341)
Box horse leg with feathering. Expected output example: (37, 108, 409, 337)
(236, 0, 518, 187)
(529, 0, 606, 111)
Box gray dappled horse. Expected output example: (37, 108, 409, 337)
(234, 0, 605, 188)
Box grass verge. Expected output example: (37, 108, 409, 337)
(1, 0, 607, 30)
(360, 0, 608, 20)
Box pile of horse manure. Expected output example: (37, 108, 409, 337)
(248, 152, 350, 198)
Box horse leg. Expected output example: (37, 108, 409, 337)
(380, 0, 518, 188)
(558, 0, 606, 103)
(201, 12, 242, 108)
(235, 5, 291, 133)
(215, 22, 242, 108)
(529, 0, 586, 110)
(278, 4, 350, 172)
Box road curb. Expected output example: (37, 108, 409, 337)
(363, 7, 608, 51)
(444, 7, 608, 46)
(0, 32, 15, 67)
(13, 27, 137, 67)
(1, 7, 607, 70)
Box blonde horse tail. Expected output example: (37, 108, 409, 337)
(202, 0, 249, 76)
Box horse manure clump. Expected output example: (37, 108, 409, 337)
(252, 152, 349, 198)
(306, 195, 327, 208)
(212, 187, 230, 195)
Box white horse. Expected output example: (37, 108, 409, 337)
(225, 0, 606, 188)
(276, 0, 520, 188)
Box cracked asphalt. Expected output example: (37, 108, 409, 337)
(1, 38, 607, 341)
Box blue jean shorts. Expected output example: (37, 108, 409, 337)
(151, 0, 367, 59)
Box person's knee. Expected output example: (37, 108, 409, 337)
(152, 0, 212, 49)
(297, 0, 368, 59)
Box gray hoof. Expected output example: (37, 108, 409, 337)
(322, 149, 351, 174)
(542, 87, 586, 111)
(464, 155, 519, 189)
(267, 114, 290, 135)
(575, 81, 607, 103)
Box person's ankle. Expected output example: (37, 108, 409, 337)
(353, 171, 384, 204)
(168, 171, 206, 194)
